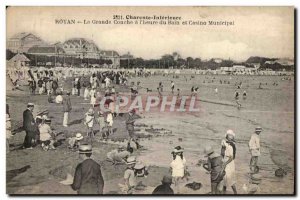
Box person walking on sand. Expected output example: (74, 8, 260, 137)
(249, 127, 262, 173)
(221, 130, 237, 194)
(76, 77, 81, 96)
(202, 146, 225, 194)
(106, 110, 114, 136)
(243, 90, 247, 100)
(62, 91, 72, 127)
(215, 87, 218, 95)
(84, 108, 95, 138)
(171, 81, 175, 94)
(126, 109, 142, 149)
(71, 144, 104, 194)
(23, 103, 37, 149)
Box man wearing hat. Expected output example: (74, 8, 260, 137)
(152, 175, 174, 195)
(249, 127, 262, 173)
(71, 144, 104, 194)
(202, 146, 225, 194)
(23, 103, 37, 149)
(62, 91, 72, 127)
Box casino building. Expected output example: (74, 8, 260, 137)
(7, 33, 122, 67)
(61, 38, 100, 59)
(7, 32, 47, 53)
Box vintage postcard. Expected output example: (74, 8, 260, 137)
(6, 6, 295, 195)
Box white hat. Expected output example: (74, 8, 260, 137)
(27, 103, 34, 107)
(226, 129, 235, 137)
(255, 127, 262, 133)
(134, 162, 145, 170)
(225, 129, 235, 139)
(79, 144, 92, 154)
(88, 108, 94, 115)
(204, 146, 214, 156)
(75, 133, 83, 141)
(126, 156, 137, 165)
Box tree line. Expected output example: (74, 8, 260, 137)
(7, 49, 294, 71)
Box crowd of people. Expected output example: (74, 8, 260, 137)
(6, 66, 274, 195)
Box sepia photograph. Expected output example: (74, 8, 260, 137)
(5, 6, 295, 195)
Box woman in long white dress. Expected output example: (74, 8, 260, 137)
(221, 129, 237, 194)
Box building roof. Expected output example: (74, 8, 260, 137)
(100, 50, 119, 57)
(28, 45, 65, 54)
(120, 53, 134, 59)
(10, 32, 42, 41)
(63, 38, 99, 51)
(9, 53, 30, 62)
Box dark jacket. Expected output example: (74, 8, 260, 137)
(63, 95, 72, 112)
(76, 80, 81, 89)
(71, 158, 104, 194)
(203, 155, 224, 183)
(23, 109, 35, 133)
(126, 114, 135, 131)
(152, 183, 174, 195)
(37, 79, 43, 87)
(52, 80, 58, 90)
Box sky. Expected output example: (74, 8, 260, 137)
(6, 6, 294, 61)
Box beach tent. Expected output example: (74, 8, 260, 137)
(8, 53, 30, 70)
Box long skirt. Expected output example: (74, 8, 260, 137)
(224, 160, 236, 187)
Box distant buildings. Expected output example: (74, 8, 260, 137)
(101, 50, 120, 67)
(61, 38, 100, 59)
(220, 65, 258, 75)
(7, 32, 47, 53)
(7, 33, 123, 67)
(27, 45, 65, 55)
(212, 58, 223, 64)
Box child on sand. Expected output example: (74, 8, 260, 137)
(120, 156, 148, 194)
(106, 110, 114, 135)
(68, 133, 84, 150)
(243, 174, 262, 194)
(84, 86, 90, 101)
(120, 156, 137, 194)
(170, 146, 187, 193)
(39, 119, 56, 151)
(84, 108, 95, 138)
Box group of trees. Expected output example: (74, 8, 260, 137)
(120, 51, 235, 69)
(246, 56, 294, 71)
